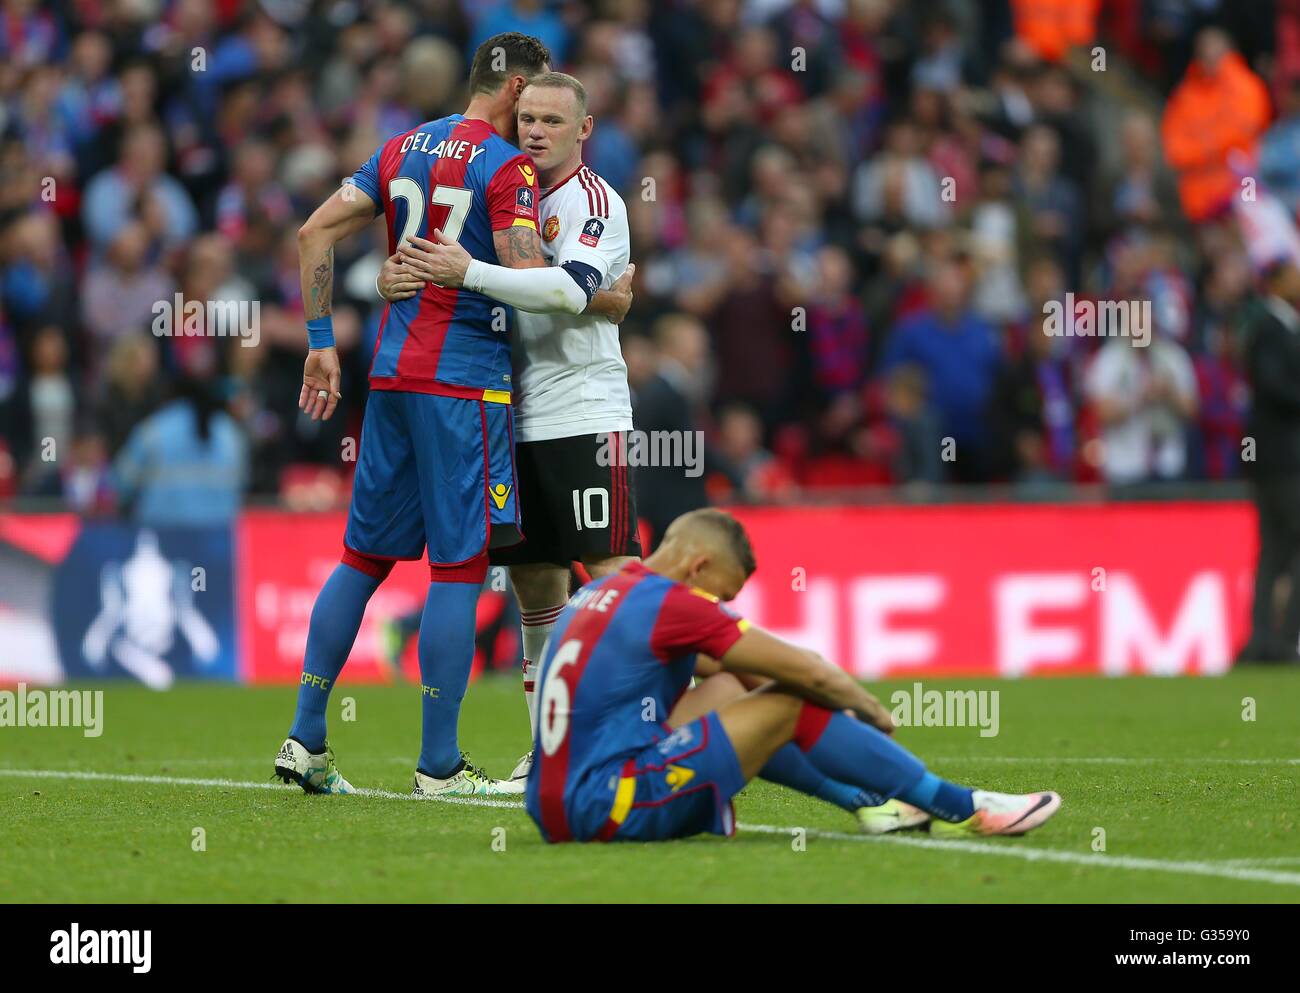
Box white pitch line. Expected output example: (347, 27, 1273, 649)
(5, 767, 1299, 889)
(0, 768, 524, 809)
(736, 823, 1300, 888)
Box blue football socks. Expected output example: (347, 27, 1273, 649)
(289, 563, 383, 752)
(415, 578, 482, 778)
(800, 709, 975, 822)
(760, 743, 884, 811)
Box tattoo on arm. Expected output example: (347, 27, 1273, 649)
(308, 246, 334, 318)
(494, 226, 547, 268)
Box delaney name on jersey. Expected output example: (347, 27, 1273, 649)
(398, 132, 488, 164)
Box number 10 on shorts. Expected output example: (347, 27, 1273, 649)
(572, 488, 610, 531)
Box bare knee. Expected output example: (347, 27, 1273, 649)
(509, 564, 569, 611)
(667, 671, 746, 726)
(763, 686, 807, 731)
(740, 686, 806, 745)
(716, 688, 807, 780)
(582, 554, 638, 580)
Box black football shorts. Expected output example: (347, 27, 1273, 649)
(490, 431, 642, 567)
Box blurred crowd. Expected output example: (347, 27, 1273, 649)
(3, 0, 1300, 522)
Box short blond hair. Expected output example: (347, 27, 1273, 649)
(523, 71, 588, 115)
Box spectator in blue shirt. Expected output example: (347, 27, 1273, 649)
(879, 259, 1003, 481)
(1259, 77, 1300, 214)
(113, 375, 248, 528)
(82, 124, 198, 253)
(469, 1, 571, 66)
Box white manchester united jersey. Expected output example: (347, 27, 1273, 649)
(511, 164, 634, 443)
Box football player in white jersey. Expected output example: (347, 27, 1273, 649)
(377, 74, 936, 835)
(378, 72, 641, 789)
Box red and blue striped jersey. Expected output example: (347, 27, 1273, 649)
(351, 114, 540, 399)
(525, 561, 749, 841)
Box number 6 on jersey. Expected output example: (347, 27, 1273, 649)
(539, 638, 582, 756)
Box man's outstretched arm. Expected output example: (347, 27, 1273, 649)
(297, 185, 377, 420)
(380, 229, 634, 321)
(488, 224, 635, 319)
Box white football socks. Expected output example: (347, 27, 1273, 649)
(520, 604, 564, 737)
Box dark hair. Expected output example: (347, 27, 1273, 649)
(468, 32, 551, 96)
(175, 375, 221, 444)
(693, 508, 757, 578)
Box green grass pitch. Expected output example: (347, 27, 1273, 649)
(1, 673, 1297, 903)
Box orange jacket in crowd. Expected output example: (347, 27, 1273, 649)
(1011, 0, 1100, 62)
(1161, 51, 1272, 222)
